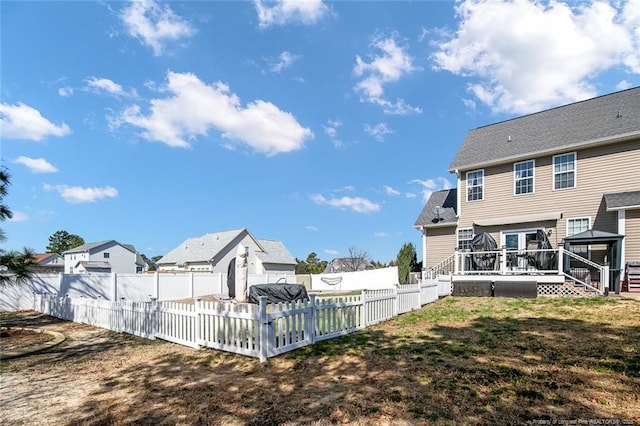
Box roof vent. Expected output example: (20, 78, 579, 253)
(507, 135, 512, 142)
(616, 109, 622, 118)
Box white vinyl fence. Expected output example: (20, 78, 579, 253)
(33, 281, 439, 362)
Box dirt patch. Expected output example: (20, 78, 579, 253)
(0, 328, 54, 352)
(1, 298, 639, 425)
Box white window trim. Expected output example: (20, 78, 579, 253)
(552, 152, 577, 191)
(457, 227, 474, 251)
(566, 216, 591, 258)
(466, 169, 484, 202)
(513, 159, 535, 196)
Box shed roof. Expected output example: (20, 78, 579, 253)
(449, 87, 640, 172)
(604, 190, 640, 211)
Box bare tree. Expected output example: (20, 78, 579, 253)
(343, 245, 371, 272)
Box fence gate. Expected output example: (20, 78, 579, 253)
(266, 300, 314, 357)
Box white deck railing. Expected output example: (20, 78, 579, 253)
(425, 246, 608, 296)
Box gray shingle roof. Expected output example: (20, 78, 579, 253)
(604, 190, 640, 210)
(64, 240, 116, 254)
(63, 240, 138, 256)
(449, 87, 640, 172)
(157, 229, 248, 265)
(157, 229, 294, 266)
(414, 189, 458, 228)
(255, 239, 296, 265)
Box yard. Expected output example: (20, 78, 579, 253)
(1, 296, 639, 425)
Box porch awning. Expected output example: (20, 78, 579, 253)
(474, 211, 562, 227)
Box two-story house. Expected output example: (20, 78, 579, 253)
(415, 87, 640, 294)
(63, 241, 145, 274)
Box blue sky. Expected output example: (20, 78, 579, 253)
(1, 0, 639, 264)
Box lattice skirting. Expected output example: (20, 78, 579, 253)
(537, 283, 593, 297)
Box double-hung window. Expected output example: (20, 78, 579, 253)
(457, 228, 474, 251)
(567, 217, 589, 258)
(466, 170, 483, 201)
(514, 160, 534, 195)
(553, 153, 576, 190)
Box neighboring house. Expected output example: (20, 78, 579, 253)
(33, 253, 65, 273)
(63, 241, 145, 274)
(415, 87, 640, 292)
(156, 228, 296, 274)
(323, 257, 375, 274)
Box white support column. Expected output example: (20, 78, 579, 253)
(557, 246, 564, 275)
(421, 228, 428, 279)
(618, 210, 626, 269)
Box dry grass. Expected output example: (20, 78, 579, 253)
(1, 296, 639, 425)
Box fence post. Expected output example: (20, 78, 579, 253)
(393, 286, 398, 317)
(112, 273, 118, 301)
(454, 249, 460, 274)
(603, 265, 610, 294)
(360, 289, 367, 328)
(557, 246, 564, 275)
(501, 247, 507, 274)
(308, 294, 316, 345)
(190, 272, 195, 298)
(259, 296, 268, 362)
(154, 272, 160, 300)
(57, 272, 64, 296)
(150, 297, 158, 337)
(195, 298, 202, 348)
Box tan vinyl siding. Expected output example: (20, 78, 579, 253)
(425, 227, 457, 269)
(459, 139, 640, 243)
(626, 209, 640, 263)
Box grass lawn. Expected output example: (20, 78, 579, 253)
(2, 296, 639, 425)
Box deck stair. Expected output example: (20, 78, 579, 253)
(562, 280, 600, 297)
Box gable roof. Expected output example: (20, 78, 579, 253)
(604, 190, 640, 211)
(414, 189, 458, 228)
(255, 239, 296, 265)
(158, 228, 260, 265)
(63, 240, 137, 255)
(34, 253, 61, 264)
(449, 87, 640, 172)
(75, 261, 112, 270)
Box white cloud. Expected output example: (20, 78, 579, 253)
(374, 232, 389, 238)
(305, 225, 319, 231)
(409, 177, 452, 203)
(324, 249, 340, 256)
(120, 0, 195, 56)
(333, 185, 355, 192)
(311, 194, 381, 213)
(112, 71, 313, 155)
(384, 185, 400, 196)
(354, 34, 422, 115)
(7, 211, 28, 222)
(14, 156, 59, 174)
(44, 184, 118, 204)
(433, 0, 640, 114)
(85, 77, 136, 97)
(0, 102, 71, 141)
(323, 119, 345, 148)
(255, 0, 330, 28)
(364, 122, 393, 142)
(268, 51, 300, 73)
(616, 80, 633, 91)
(59, 87, 74, 97)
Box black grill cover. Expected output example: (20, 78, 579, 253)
(248, 284, 309, 304)
(470, 232, 498, 271)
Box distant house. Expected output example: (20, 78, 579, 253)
(33, 253, 64, 273)
(156, 228, 296, 274)
(63, 241, 145, 274)
(323, 257, 375, 274)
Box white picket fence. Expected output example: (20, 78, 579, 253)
(33, 281, 438, 362)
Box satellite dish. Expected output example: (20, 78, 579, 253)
(432, 206, 446, 221)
